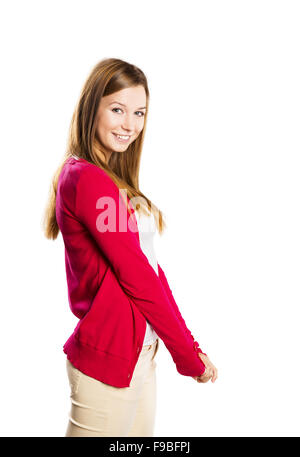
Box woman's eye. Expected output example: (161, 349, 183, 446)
(112, 108, 145, 117)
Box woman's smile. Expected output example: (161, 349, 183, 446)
(112, 132, 131, 143)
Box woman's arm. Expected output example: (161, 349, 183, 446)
(74, 164, 206, 378)
(157, 262, 207, 357)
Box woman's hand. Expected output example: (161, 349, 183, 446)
(193, 353, 218, 383)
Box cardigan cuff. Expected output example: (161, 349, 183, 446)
(193, 340, 207, 357)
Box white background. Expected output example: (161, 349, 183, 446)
(0, 0, 299, 437)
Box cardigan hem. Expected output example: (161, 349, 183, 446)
(63, 333, 134, 388)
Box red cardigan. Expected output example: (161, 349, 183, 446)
(56, 156, 206, 387)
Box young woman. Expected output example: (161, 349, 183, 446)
(43, 58, 217, 437)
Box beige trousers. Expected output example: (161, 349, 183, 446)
(65, 338, 159, 437)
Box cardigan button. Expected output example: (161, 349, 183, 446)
(137, 346, 140, 353)
(128, 373, 130, 378)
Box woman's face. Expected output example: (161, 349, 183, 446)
(95, 85, 147, 159)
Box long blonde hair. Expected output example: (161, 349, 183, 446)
(42, 58, 166, 240)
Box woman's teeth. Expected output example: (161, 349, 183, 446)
(113, 133, 130, 142)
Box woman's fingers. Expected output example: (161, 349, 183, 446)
(212, 366, 218, 382)
(197, 353, 218, 383)
(194, 353, 218, 383)
(198, 367, 212, 383)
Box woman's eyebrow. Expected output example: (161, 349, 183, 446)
(109, 101, 146, 110)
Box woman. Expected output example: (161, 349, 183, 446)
(43, 58, 217, 437)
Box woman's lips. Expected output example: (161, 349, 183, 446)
(112, 133, 131, 143)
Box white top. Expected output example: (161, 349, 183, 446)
(134, 209, 159, 346)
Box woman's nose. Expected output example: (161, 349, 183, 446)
(121, 115, 135, 131)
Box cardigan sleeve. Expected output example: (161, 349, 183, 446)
(157, 262, 207, 357)
(75, 165, 206, 378)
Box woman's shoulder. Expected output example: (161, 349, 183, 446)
(63, 156, 113, 186)
(57, 157, 115, 211)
